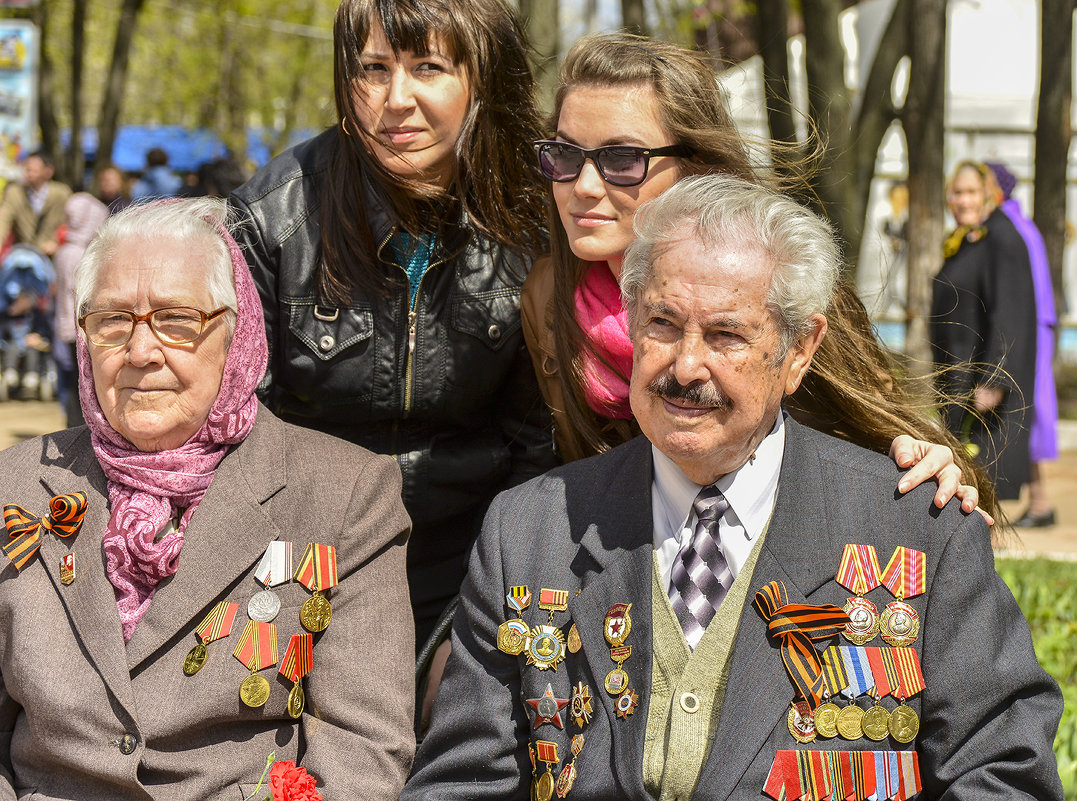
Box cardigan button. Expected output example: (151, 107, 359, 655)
(679, 692, 700, 714)
(118, 733, 138, 755)
(318, 335, 335, 352)
(487, 324, 502, 341)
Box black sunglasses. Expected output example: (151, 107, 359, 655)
(534, 140, 692, 187)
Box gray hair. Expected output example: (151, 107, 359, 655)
(74, 197, 238, 325)
(621, 174, 840, 356)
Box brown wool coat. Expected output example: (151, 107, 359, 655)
(0, 407, 414, 801)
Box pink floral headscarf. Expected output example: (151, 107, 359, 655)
(76, 203, 268, 641)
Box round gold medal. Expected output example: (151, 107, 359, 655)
(813, 702, 841, 739)
(842, 597, 879, 645)
(786, 702, 816, 743)
(300, 594, 333, 633)
(536, 771, 554, 801)
(182, 641, 208, 676)
(287, 683, 306, 719)
(879, 601, 919, 647)
(239, 673, 271, 708)
(862, 703, 891, 741)
(888, 704, 920, 743)
(836, 703, 865, 740)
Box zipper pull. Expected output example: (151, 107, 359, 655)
(408, 310, 417, 356)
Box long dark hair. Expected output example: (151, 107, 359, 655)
(320, 0, 546, 302)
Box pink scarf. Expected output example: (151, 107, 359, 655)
(574, 261, 633, 420)
(76, 209, 268, 641)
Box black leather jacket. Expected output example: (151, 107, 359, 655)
(230, 130, 555, 531)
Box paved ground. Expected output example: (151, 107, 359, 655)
(0, 399, 1074, 558)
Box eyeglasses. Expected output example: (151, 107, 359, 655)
(78, 306, 231, 347)
(534, 140, 692, 187)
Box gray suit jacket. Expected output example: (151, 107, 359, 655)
(0, 407, 414, 801)
(0, 181, 70, 250)
(404, 418, 1063, 800)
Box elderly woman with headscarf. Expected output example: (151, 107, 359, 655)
(0, 198, 414, 800)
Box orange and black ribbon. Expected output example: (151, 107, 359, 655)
(753, 580, 849, 712)
(2, 491, 87, 571)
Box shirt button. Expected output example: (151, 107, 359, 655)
(318, 334, 335, 352)
(680, 692, 700, 714)
(487, 324, 501, 342)
(118, 733, 138, 755)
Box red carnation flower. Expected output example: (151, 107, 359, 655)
(268, 760, 322, 801)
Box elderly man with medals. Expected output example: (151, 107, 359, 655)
(402, 176, 1063, 801)
(0, 199, 414, 800)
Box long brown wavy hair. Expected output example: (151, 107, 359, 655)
(545, 33, 997, 517)
(320, 0, 546, 302)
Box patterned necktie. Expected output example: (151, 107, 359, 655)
(668, 485, 733, 649)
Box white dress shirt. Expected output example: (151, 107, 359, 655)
(651, 413, 786, 592)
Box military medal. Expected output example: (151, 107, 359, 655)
(889, 646, 925, 743)
(279, 633, 313, 719)
(861, 696, 891, 741)
(557, 736, 584, 801)
(813, 700, 841, 739)
(615, 688, 638, 719)
(526, 683, 570, 729)
(835, 703, 864, 740)
(249, 541, 292, 623)
(183, 600, 239, 676)
(534, 740, 559, 801)
(570, 682, 593, 728)
(59, 552, 75, 585)
(879, 601, 920, 647)
(786, 700, 816, 743)
(508, 585, 533, 614)
(233, 619, 279, 708)
(603, 603, 634, 697)
(567, 623, 582, 654)
(889, 703, 920, 743)
(526, 589, 570, 671)
(880, 547, 926, 646)
(497, 619, 530, 656)
(295, 543, 338, 633)
(835, 545, 882, 644)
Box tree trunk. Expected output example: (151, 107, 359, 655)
(621, 0, 646, 36)
(519, 0, 559, 115)
(801, 0, 856, 277)
(902, 0, 947, 378)
(755, 0, 798, 148)
(218, 4, 246, 159)
(32, 2, 59, 170)
(69, 0, 88, 189)
(95, 0, 148, 179)
(1033, 0, 1074, 328)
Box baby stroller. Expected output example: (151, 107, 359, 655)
(0, 244, 56, 401)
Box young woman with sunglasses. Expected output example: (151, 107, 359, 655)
(522, 33, 995, 517)
(230, 0, 557, 649)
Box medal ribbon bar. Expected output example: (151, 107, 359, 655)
(255, 541, 293, 588)
(2, 491, 87, 570)
(233, 620, 279, 671)
(766, 751, 920, 801)
(836, 544, 881, 595)
(821, 645, 849, 696)
(753, 581, 849, 711)
(294, 543, 339, 592)
(280, 633, 314, 682)
(881, 547, 926, 601)
(197, 601, 239, 644)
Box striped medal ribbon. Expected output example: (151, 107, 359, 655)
(233, 620, 279, 708)
(295, 543, 338, 633)
(280, 633, 314, 719)
(182, 600, 239, 676)
(2, 491, 87, 571)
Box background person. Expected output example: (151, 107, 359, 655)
(986, 160, 1058, 527)
(231, 0, 555, 650)
(521, 33, 991, 516)
(932, 160, 1037, 502)
(95, 165, 131, 215)
(131, 147, 182, 201)
(0, 198, 414, 799)
(0, 150, 71, 256)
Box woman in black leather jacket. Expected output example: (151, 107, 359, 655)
(230, 0, 556, 648)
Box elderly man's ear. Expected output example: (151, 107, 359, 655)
(783, 313, 827, 395)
